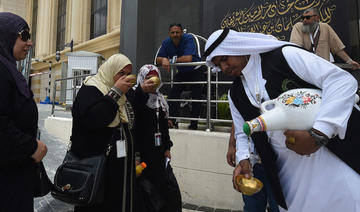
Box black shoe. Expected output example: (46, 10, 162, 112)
(188, 123, 198, 130)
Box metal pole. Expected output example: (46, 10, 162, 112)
(170, 66, 174, 88)
(51, 81, 57, 116)
(215, 71, 219, 119)
(73, 78, 77, 103)
(48, 62, 52, 103)
(206, 66, 211, 131)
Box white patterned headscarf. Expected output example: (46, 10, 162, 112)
(204, 29, 292, 68)
(83, 53, 132, 127)
(136, 64, 169, 117)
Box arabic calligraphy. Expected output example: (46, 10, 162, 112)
(220, 0, 336, 40)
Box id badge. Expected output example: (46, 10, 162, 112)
(154, 132, 162, 147)
(116, 140, 127, 158)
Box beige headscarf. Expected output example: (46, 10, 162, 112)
(83, 53, 132, 127)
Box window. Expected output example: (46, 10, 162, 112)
(73, 69, 91, 88)
(56, 0, 67, 51)
(31, 0, 38, 57)
(90, 0, 107, 39)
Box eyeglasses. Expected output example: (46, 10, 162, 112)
(301, 15, 317, 20)
(18, 30, 31, 42)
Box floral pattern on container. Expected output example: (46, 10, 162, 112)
(277, 90, 321, 109)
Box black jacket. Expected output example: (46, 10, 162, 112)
(71, 85, 142, 212)
(130, 87, 172, 179)
(0, 61, 38, 211)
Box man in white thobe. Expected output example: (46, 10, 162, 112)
(204, 29, 360, 212)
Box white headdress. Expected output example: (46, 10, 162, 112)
(204, 29, 293, 68)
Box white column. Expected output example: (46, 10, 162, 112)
(107, 0, 121, 33)
(35, 0, 57, 58)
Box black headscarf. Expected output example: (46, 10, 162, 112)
(0, 12, 31, 98)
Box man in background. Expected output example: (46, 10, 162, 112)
(156, 23, 204, 130)
(290, 7, 360, 69)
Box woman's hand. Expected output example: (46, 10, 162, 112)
(164, 150, 171, 159)
(31, 140, 47, 163)
(141, 78, 156, 93)
(114, 75, 135, 93)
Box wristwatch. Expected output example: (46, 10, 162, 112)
(107, 87, 122, 102)
(309, 129, 329, 146)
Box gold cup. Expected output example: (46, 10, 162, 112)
(149, 76, 160, 88)
(126, 74, 137, 86)
(236, 174, 263, 196)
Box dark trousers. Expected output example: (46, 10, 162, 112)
(242, 163, 279, 212)
(168, 69, 204, 123)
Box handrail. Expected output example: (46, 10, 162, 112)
(54, 74, 95, 82)
(51, 73, 95, 115)
(166, 61, 232, 131)
(50, 62, 233, 131)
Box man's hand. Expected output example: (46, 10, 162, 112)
(161, 58, 170, 72)
(227, 123, 236, 167)
(114, 75, 135, 93)
(226, 144, 236, 167)
(31, 140, 47, 163)
(284, 130, 321, 155)
(232, 159, 251, 192)
(349, 60, 360, 70)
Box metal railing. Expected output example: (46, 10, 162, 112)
(165, 61, 232, 131)
(50, 63, 233, 131)
(51, 73, 95, 115)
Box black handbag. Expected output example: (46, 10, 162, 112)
(34, 161, 53, 197)
(51, 151, 106, 206)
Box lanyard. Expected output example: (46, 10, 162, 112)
(241, 75, 263, 108)
(255, 77, 263, 106)
(309, 25, 319, 53)
(155, 100, 160, 133)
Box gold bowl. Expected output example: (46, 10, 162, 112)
(236, 174, 263, 196)
(149, 76, 160, 88)
(126, 74, 137, 85)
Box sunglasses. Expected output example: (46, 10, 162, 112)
(18, 30, 31, 42)
(301, 15, 317, 20)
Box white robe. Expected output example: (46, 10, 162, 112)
(229, 46, 360, 212)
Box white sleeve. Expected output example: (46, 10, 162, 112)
(282, 46, 358, 138)
(228, 90, 252, 163)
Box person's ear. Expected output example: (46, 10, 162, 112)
(315, 15, 320, 22)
